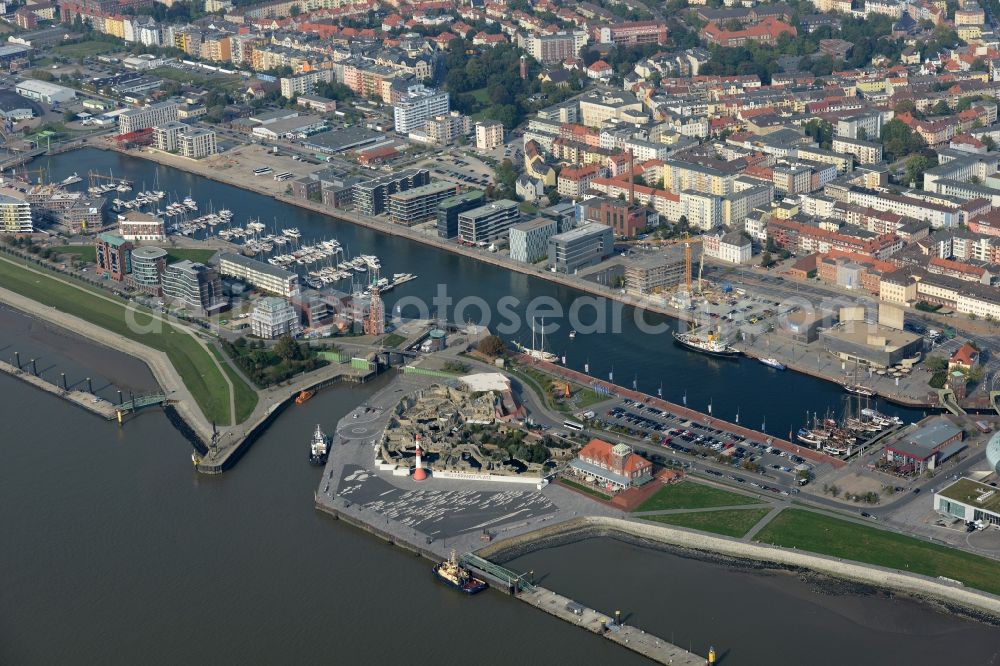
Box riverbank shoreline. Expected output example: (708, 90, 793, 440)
(0, 281, 213, 440)
(478, 516, 1000, 621)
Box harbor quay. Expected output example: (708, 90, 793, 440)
(517, 355, 847, 470)
(312, 371, 710, 665)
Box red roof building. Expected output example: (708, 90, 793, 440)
(568, 439, 653, 491)
(949, 343, 980, 371)
(702, 17, 796, 47)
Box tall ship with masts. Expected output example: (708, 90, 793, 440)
(512, 318, 558, 362)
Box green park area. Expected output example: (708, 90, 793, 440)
(755, 509, 1000, 596)
(0, 257, 250, 426)
(645, 508, 772, 539)
(53, 40, 118, 58)
(207, 346, 258, 423)
(380, 332, 406, 348)
(634, 481, 764, 512)
(559, 478, 611, 501)
(51, 245, 217, 265)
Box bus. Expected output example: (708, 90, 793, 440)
(562, 420, 583, 431)
(273, 171, 294, 181)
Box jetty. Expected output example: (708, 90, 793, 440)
(0, 357, 119, 419)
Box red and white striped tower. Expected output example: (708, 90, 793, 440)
(412, 433, 428, 481)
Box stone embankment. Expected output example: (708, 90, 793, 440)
(479, 516, 1000, 619)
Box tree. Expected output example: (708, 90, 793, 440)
(477, 335, 506, 357)
(925, 356, 948, 372)
(760, 251, 773, 267)
(274, 335, 302, 362)
(904, 155, 933, 187)
(881, 118, 926, 162)
(894, 99, 917, 116)
(930, 100, 952, 116)
(983, 135, 996, 151)
(804, 118, 833, 149)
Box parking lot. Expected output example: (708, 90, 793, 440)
(591, 396, 813, 496)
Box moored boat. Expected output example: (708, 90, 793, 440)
(759, 357, 785, 370)
(309, 424, 330, 465)
(843, 383, 876, 397)
(433, 551, 487, 595)
(672, 330, 741, 358)
(295, 389, 315, 405)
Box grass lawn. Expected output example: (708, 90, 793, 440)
(645, 508, 772, 539)
(0, 257, 242, 425)
(151, 66, 239, 88)
(559, 478, 611, 501)
(469, 87, 490, 104)
(380, 332, 406, 348)
(755, 509, 1000, 596)
(51, 246, 217, 265)
(53, 40, 117, 58)
(208, 345, 258, 424)
(633, 480, 764, 512)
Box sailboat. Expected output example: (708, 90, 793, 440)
(512, 318, 558, 362)
(843, 361, 875, 397)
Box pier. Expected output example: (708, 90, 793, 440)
(0, 357, 118, 419)
(515, 586, 705, 666)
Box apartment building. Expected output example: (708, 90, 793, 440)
(475, 120, 504, 150)
(547, 223, 614, 273)
(457, 199, 520, 244)
(393, 85, 450, 134)
(161, 260, 226, 314)
(219, 252, 299, 297)
(509, 217, 558, 263)
(387, 181, 459, 226)
(118, 101, 179, 135)
(0, 191, 32, 233)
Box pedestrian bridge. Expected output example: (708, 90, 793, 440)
(118, 393, 167, 412)
(461, 553, 535, 592)
(937, 388, 966, 416)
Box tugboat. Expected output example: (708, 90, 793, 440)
(672, 329, 741, 358)
(295, 389, 315, 405)
(433, 550, 488, 595)
(759, 357, 786, 370)
(309, 424, 330, 465)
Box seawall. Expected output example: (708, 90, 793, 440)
(477, 516, 1000, 620)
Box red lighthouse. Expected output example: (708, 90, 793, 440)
(413, 433, 428, 481)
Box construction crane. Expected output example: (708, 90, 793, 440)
(697, 247, 705, 294)
(678, 235, 703, 293)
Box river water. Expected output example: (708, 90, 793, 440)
(41, 149, 926, 432)
(3, 149, 992, 664)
